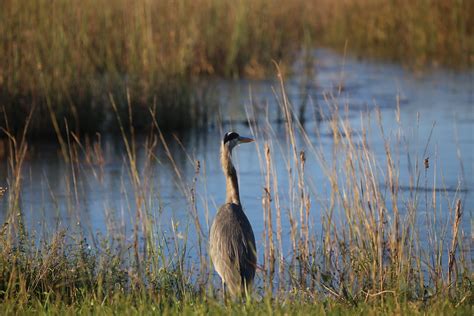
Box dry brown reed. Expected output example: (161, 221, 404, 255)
(246, 64, 471, 304)
(448, 200, 463, 286)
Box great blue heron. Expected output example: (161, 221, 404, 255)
(209, 131, 257, 299)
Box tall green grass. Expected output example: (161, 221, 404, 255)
(1, 0, 472, 135)
(0, 70, 471, 313)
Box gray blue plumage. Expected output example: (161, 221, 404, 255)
(209, 132, 257, 298)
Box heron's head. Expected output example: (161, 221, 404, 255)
(223, 131, 254, 151)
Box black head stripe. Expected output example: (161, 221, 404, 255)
(223, 132, 239, 144)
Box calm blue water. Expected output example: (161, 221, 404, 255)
(1, 49, 472, 267)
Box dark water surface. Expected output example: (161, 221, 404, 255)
(1, 49, 472, 264)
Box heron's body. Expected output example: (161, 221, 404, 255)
(209, 132, 257, 298)
(209, 203, 256, 297)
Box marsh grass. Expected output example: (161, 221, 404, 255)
(1, 0, 472, 135)
(0, 68, 472, 314)
(316, 0, 473, 68)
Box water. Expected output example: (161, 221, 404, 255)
(1, 49, 472, 264)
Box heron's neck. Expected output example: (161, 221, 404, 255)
(221, 145, 240, 205)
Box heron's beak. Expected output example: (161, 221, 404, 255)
(238, 136, 254, 144)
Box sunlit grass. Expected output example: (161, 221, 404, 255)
(1, 294, 471, 315)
